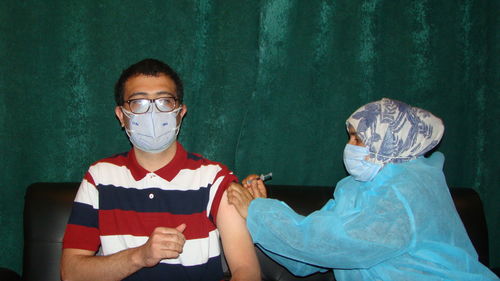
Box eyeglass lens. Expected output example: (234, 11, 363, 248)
(129, 98, 176, 113)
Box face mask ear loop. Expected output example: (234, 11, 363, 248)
(175, 119, 183, 137)
(170, 106, 183, 137)
(121, 107, 137, 136)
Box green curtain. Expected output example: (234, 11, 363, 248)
(1, 0, 498, 274)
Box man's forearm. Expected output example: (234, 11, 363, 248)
(61, 225, 185, 280)
(60, 247, 144, 281)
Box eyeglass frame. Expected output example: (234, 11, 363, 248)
(123, 96, 180, 114)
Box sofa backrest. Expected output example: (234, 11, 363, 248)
(20, 182, 488, 281)
(21, 182, 335, 281)
(23, 182, 78, 281)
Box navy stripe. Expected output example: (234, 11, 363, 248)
(124, 255, 223, 281)
(98, 184, 212, 214)
(111, 151, 129, 158)
(187, 152, 202, 160)
(68, 202, 98, 228)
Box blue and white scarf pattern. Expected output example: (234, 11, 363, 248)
(346, 98, 444, 164)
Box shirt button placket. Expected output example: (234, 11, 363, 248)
(148, 173, 156, 199)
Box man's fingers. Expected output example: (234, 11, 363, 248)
(143, 226, 188, 265)
(151, 227, 186, 248)
(176, 223, 187, 233)
(155, 226, 179, 234)
(160, 240, 184, 254)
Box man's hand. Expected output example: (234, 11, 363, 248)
(138, 224, 187, 267)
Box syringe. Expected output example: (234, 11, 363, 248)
(246, 172, 273, 184)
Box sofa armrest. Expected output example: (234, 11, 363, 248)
(23, 182, 79, 281)
(450, 187, 490, 267)
(0, 268, 21, 281)
(266, 185, 333, 216)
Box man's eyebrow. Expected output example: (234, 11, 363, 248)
(127, 92, 148, 99)
(127, 91, 176, 99)
(156, 91, 176, 97)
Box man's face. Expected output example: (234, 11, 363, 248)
(115, 74, 187, 128)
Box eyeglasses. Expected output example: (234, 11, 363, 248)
(124, 97, 178, 114)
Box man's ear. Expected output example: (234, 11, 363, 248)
(115, 106, 125, 127)
(180, 104, 187, 119)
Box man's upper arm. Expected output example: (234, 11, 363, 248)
(63, 177, 101, 252)
(217, 190, 260, 280)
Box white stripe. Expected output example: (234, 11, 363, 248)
(90, 162, 224, 192)
(207, 176, 225, 217)
(74, 179, 99, 209)
(99, 230, 221, 266)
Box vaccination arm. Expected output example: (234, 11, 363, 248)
(217, 188, 261, 281)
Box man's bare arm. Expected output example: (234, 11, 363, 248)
(217, 189, 261, 281)
(60, 225, 186, 281)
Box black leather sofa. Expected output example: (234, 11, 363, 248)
(0, 182, 495, 280)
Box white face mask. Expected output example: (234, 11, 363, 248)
(343, 144, 383, 182)
(122, 107, 182, 153)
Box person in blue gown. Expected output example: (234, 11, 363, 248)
(228, 98, 498, 281)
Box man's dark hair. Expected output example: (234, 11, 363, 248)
(114, 58, 184, 106)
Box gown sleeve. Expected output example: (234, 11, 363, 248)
(253, 201, 336, 276)
(246, 182, 414, 275)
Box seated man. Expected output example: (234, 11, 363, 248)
(60, 58, 260, 281)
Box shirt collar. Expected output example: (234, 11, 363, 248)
(127, 142, 187, 182)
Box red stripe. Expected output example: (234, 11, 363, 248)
(83, 171, 95, 186)
(100, 152, 129, 166)
(99, 210, 216, 239)
(63, 224, 100, 251)
(210, 172, 237, 224)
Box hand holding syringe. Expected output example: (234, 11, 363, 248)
(241, 172, 271, 199)
(228, 173, 271, 218)
(246, 172, 273, 185)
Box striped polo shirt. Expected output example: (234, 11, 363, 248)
(63, 142, 237, 280)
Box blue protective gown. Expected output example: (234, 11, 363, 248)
(247, 153, 498, 280)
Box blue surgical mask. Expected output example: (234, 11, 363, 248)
(343, 144, 383, 182)
(122, 107, 182, 153)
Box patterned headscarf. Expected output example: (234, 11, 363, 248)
(346, 98, 444, 164)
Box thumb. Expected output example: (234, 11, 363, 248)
(255, 181, 267, 198)
(176, 223, 187, 233)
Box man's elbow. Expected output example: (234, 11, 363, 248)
(60, 263, 70, 281)
(229, 267, 261, 281)
(60, 253, 81, 281)
(60, 257, 73, 281)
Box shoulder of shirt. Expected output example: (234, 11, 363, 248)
(89, 151, 130, 168)
(184, 150, 231, 171)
